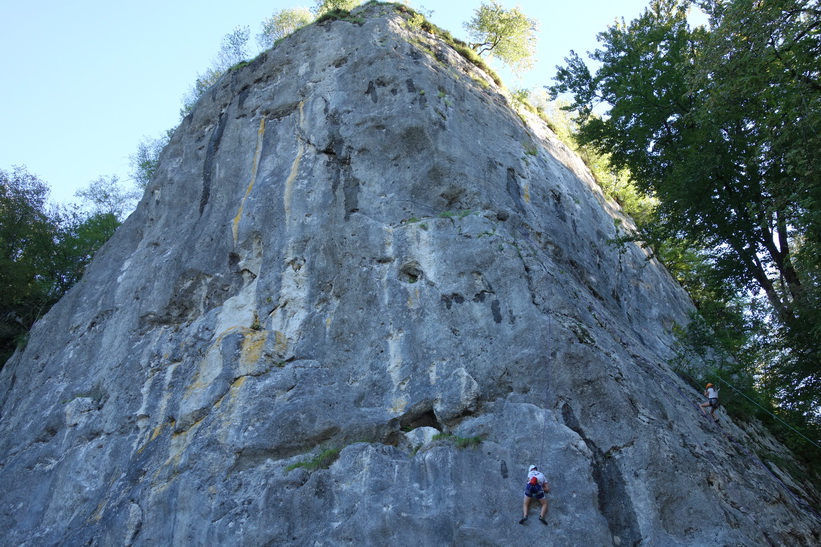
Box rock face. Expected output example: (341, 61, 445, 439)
(1, 4, 818, 545)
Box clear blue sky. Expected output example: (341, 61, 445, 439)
(1, 0, 663, 205)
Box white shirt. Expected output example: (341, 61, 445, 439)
(707, 387, 718, 399)
(527, 470, 546, 484)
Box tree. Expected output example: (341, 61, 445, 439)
(214, 26, 252, 71)
(74, 175, 140, 220)
(1, 167, 59, 364)
(0, 167, 56, 313)
(550, 0, 821, 413)
(0, 167, 122, 367)
(313, 0, 363, 16)
(258, 7, 314, 49)
(49, 208, 119, 296)
(182, 26, 252, 115)
(130, 130, 172, 189)
(528, 90, 657, 226)
(464, 1, 539, 72)
(694, 0, 821, 414)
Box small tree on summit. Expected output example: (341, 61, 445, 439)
(258, 8, 314, 49)
(464, 1, 539, 73)
(313, 0, 363, 16)
(181, 26, 252, 116)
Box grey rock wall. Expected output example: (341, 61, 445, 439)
(1, 4, 818, 546)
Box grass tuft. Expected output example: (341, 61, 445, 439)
(432, 433, 483, 448)
(285, 447, 341, 472)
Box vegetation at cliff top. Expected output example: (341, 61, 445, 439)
(136, 1, 535, 186)
(464, 0, 539, 73)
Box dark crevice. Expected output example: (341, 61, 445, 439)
(490, 299, 502, 324)
(201, 111, 229, 215)
(561, 403, 642, 546)
(400, 262, 423, 284)
(441, 293, 465, 309)
(506, 167, 525, 212)
(400, 408, 442, 431)
(550, 189, 567, 222)
(366, 80, 378, 103)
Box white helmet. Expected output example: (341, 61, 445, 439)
(529, 465, 537, 472)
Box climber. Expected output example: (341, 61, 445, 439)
(519, 464, 550, 525)
(700, 382, 720, 418)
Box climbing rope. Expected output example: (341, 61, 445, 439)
(538, 310, 552, 462)
(710, 408, 821, 522)
(512, 215, 820, 528)
(681, 370, 821, 453)
(643, 359, 821, 526)
(636, 361, 781, 545)
(398, 198, 820, 525)
(511, 224, 555, 464)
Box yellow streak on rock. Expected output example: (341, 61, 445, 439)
(231, 376, 247, 392)
(149, 424, 163, 441)
(523, 183, 531, 203)
(240, 330, 267, 372)
(274, 330, 289, 355)
(136, 422, 165, 455)
(233, 117, 266, 245)
(91, 498, 108, 522)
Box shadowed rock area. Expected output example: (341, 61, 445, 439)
(1, 4, 818, 545)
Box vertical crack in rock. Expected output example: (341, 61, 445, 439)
(562, 403, 642, 546)
(285, 102, 306, 227)
(201, 111, 229, 215)
(343, 174, 360, 221)
(232, 117, 266, 245)
(550, 189, 567, 223)
(506, 167, 526, 212)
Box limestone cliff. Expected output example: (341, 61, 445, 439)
(1, 4, 818, 545)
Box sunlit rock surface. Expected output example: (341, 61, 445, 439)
(1, 4, 817, 545)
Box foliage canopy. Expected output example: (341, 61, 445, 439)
(464, 1, 539, 72)
(550, 0, 821, 415)
(182, 26, 252, 116)
(313, 0, 363, 16)
(258, 8, 315, 49)
(0, 167, 124, 367)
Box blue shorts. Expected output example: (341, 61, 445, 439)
(524, 485, 544, 499)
